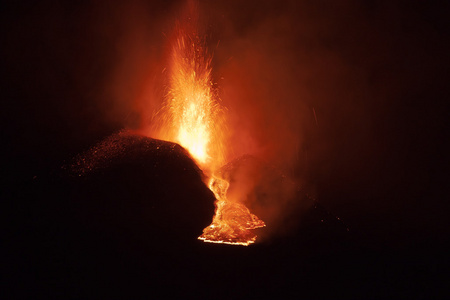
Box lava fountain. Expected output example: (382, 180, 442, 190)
(151, 23, 265, 245)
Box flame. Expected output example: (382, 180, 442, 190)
(154, 25, 265, 245)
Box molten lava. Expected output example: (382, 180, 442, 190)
(168, 34, 217, 166)
(199, 176, 265, 245)
(152, 25, 265, 245)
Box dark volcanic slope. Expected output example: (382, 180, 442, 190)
(65, 130, 215, 242)
(7, 131, 218, 298)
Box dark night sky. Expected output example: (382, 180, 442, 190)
(2, 0, 449, 298)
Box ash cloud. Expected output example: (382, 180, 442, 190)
(3, 0, 448, 242)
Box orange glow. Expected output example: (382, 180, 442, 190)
(169, 35, 214, 166)
(199, 176, 265, 246)
(153, 25, 265, 245)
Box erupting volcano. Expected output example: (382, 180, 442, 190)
(150, 24, 265, 245)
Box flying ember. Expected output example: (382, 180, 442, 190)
(153, 24, 265, 245)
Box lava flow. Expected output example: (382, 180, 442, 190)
(199, 176, 265, 245)
(152, 25, 265, 246)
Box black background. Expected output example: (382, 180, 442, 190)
(2, 0, 449, 299)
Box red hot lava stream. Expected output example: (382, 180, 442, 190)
(150, 25, 265, 246)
